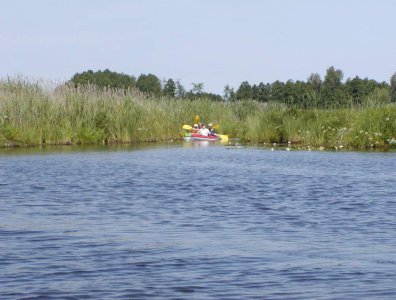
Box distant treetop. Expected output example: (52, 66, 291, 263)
(69, 69, 136, 90)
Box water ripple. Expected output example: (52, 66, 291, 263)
(1, 146, 396, 299)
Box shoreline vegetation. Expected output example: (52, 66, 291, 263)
(1, 73, 396, 151)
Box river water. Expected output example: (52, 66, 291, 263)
(1, 143, 396, 299)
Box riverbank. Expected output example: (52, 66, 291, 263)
(1, 79, 396, 150)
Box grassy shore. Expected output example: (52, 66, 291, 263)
(1, 79, 396, 150)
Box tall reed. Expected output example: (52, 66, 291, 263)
(1, 78, 396, 149)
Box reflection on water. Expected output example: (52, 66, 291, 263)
(1, 143, 396, 299)
(0, 142, 181, 156)
(183, 140, 216, 148)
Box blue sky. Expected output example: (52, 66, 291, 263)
(1, 0, 395, 94)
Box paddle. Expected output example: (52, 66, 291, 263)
(212, 124, 228, 141)
(218, 134, 228, 142)
(183, 125, 192, 130)
(194, 115, 200, 125)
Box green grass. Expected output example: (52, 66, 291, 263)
(1, 78, 396, 150)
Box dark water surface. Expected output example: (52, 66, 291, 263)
(1, 143, 396, 299)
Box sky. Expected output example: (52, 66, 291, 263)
(1, 0, 396, 94)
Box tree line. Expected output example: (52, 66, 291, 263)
(228, 67, 396, 108)
(69, 69, 222, 101)
(69, 67, 396, 108)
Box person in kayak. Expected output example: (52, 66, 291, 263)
(208, 123, 217, 136)
(192, 124, 199, 133)
(198, 124, 210, 136)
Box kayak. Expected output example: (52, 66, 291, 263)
(182, 124, 228, 142)
(184, 133, 221, 141)
(191, 133, 220, 141)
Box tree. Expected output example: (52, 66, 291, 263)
(251, 84, 259, 100)
(223, 84, 235, 101)
(323, 66, 343, 90)
(284, 80, 295, 105)
(270, 80, 286, 102)
(201, 92, 223, 101)
(322, 66, 345, 107)
(175, 80, 186, 98)
(163, 78, 176, 97)
(69, 69, 136, 90)
(256, 82, 271, 102)
(191, 82, 204, 94)
(136, 73, 162, 96)
(390, 73, 396, 102)
(345, 76, 362, 104)
(235, 81, 252, 100)
(345, 76, 380, 105)
(307, 73, 322, 93)
(186, 82, 224, 100)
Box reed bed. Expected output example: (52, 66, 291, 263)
(1, 79, 396, 149)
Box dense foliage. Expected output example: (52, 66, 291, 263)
(233, 67, 390, 108)
(69, 67, 394, 109)
(70, 69, 136, 90)
(136, 73, 162, 96)
(2, 78, 396, 149)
